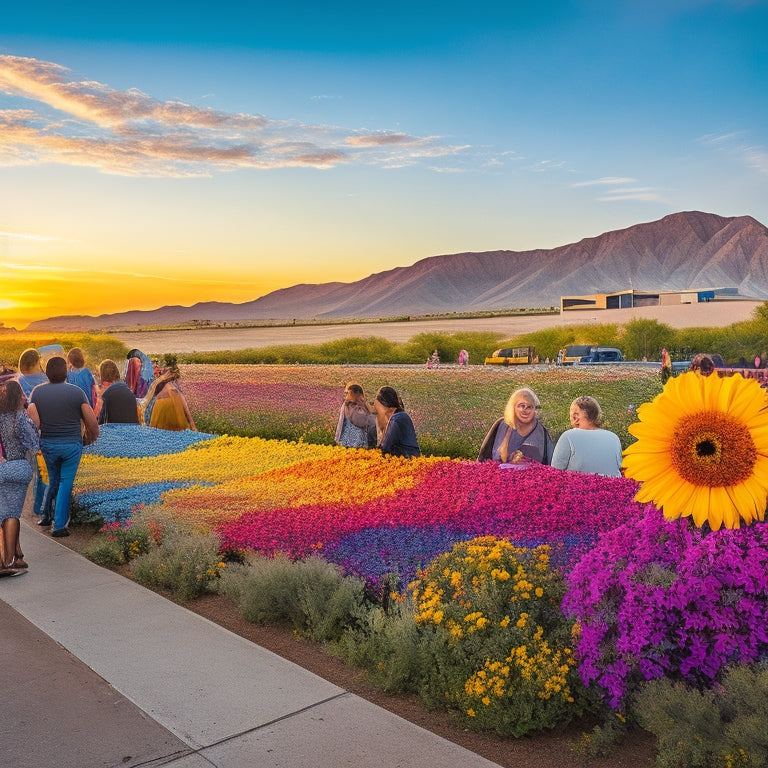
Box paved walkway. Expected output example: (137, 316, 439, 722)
(1, 515, 502, 768)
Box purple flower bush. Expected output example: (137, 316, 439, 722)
(563, 508, 768, 710)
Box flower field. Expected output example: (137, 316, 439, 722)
(180, 363, 663, 457)
(76, 423, 644, 589)
(70, 365, 768, 759)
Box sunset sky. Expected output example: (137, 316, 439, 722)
(1, 1, 766, 329)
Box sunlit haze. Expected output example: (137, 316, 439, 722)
(1, 1, 767, 329)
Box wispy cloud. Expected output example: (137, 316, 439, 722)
(698, 131, 768, 176)
(572, 176, 661, 202)
(743, 146, 768, 174)
(0, 259, 256, 286)
(597, 187, 662, 202)
(0, 229, 73, 242)
(571, 177, 637, 187)
(0, 55, 463, 177)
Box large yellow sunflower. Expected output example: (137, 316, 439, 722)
(622, 372, 768, 530)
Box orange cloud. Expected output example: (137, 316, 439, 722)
(0, 54, 462, 177)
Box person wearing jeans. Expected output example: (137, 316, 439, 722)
(27, 356, 99, 537)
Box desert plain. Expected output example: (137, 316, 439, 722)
(112, 300, 764, 354)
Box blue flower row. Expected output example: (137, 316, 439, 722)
(75, 481, 204, 522)
(84, 423, 216, 458)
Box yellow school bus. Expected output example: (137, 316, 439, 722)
(484, 346, 537, 365)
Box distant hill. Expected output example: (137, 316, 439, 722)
(27, 211, 768, 331)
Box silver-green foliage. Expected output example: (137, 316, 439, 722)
(633, 664, 768, 768)
(219, 554, 368, 642)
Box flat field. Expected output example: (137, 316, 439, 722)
(113, 300, 763, 353)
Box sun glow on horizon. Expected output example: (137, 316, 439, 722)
(0, 257, 375, 330)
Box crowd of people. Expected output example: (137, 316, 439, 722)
(334, 380, 623, 476)
(2, 342, 653, 576)
(0, 347, 196, 575)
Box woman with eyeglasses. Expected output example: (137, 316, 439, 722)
(477, 387, 554, 464)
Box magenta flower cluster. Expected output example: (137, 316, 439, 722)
(217, 461, 643, 584)
(563, 508, 768, 709)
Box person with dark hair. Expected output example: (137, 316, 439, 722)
(335, 382, 377, 448)
(27, 356, 99, 536)
(550, 395, 622, 477)
(66, 347, 97, 407)
(17, 347, 49, 515)
(373, 386, 420, 458)
(478, 387, 554, 464)
(125, 349, 155, 398)
(0, 378, 39, 574)
(98, 360, 140, 425)
(689, 354, 715, 376)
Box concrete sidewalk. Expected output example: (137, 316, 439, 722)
(1, 518, 502, 768)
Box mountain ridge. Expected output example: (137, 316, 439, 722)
(26, 211, 768, 331)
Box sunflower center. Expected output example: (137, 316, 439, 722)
(670, 411, 757, 487)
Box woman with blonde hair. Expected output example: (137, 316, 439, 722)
(335, 382, 377, 448)
(142, 367, 196, 431)
(478, 387, 554, 464)
(551, 395, 622, 477)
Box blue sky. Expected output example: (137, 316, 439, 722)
(1, 1, 766, 328)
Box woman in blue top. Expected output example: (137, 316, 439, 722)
(66, 347, 97, 408)
(374, 386, 420, 458)
(17, 348, 49, 515)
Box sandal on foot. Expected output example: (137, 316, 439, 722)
(12, 557, 28, 569)
(0, 566, 23, 577)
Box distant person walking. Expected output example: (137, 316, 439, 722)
(458, 349, 469, 366)
(27, 356, 100, 536)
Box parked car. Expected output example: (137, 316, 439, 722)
(558, 344, 594, 365)
(579, 347, 624, 363)
(484, 346, 537, 365)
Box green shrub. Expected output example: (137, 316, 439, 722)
(634, 665, 768, 768)
(178, 332, 506, 366)
(132, 530, 224, 601)
(332, 603, 430, 693)
(570, 713, 630, 759)
(335, 537, 592, 736)
(0, 332, 128, 370)
(406, 537, 587, 736)
(219, 554, 368, 642)
(83, 537, 128, 567)
(82, 520, 162, 567)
